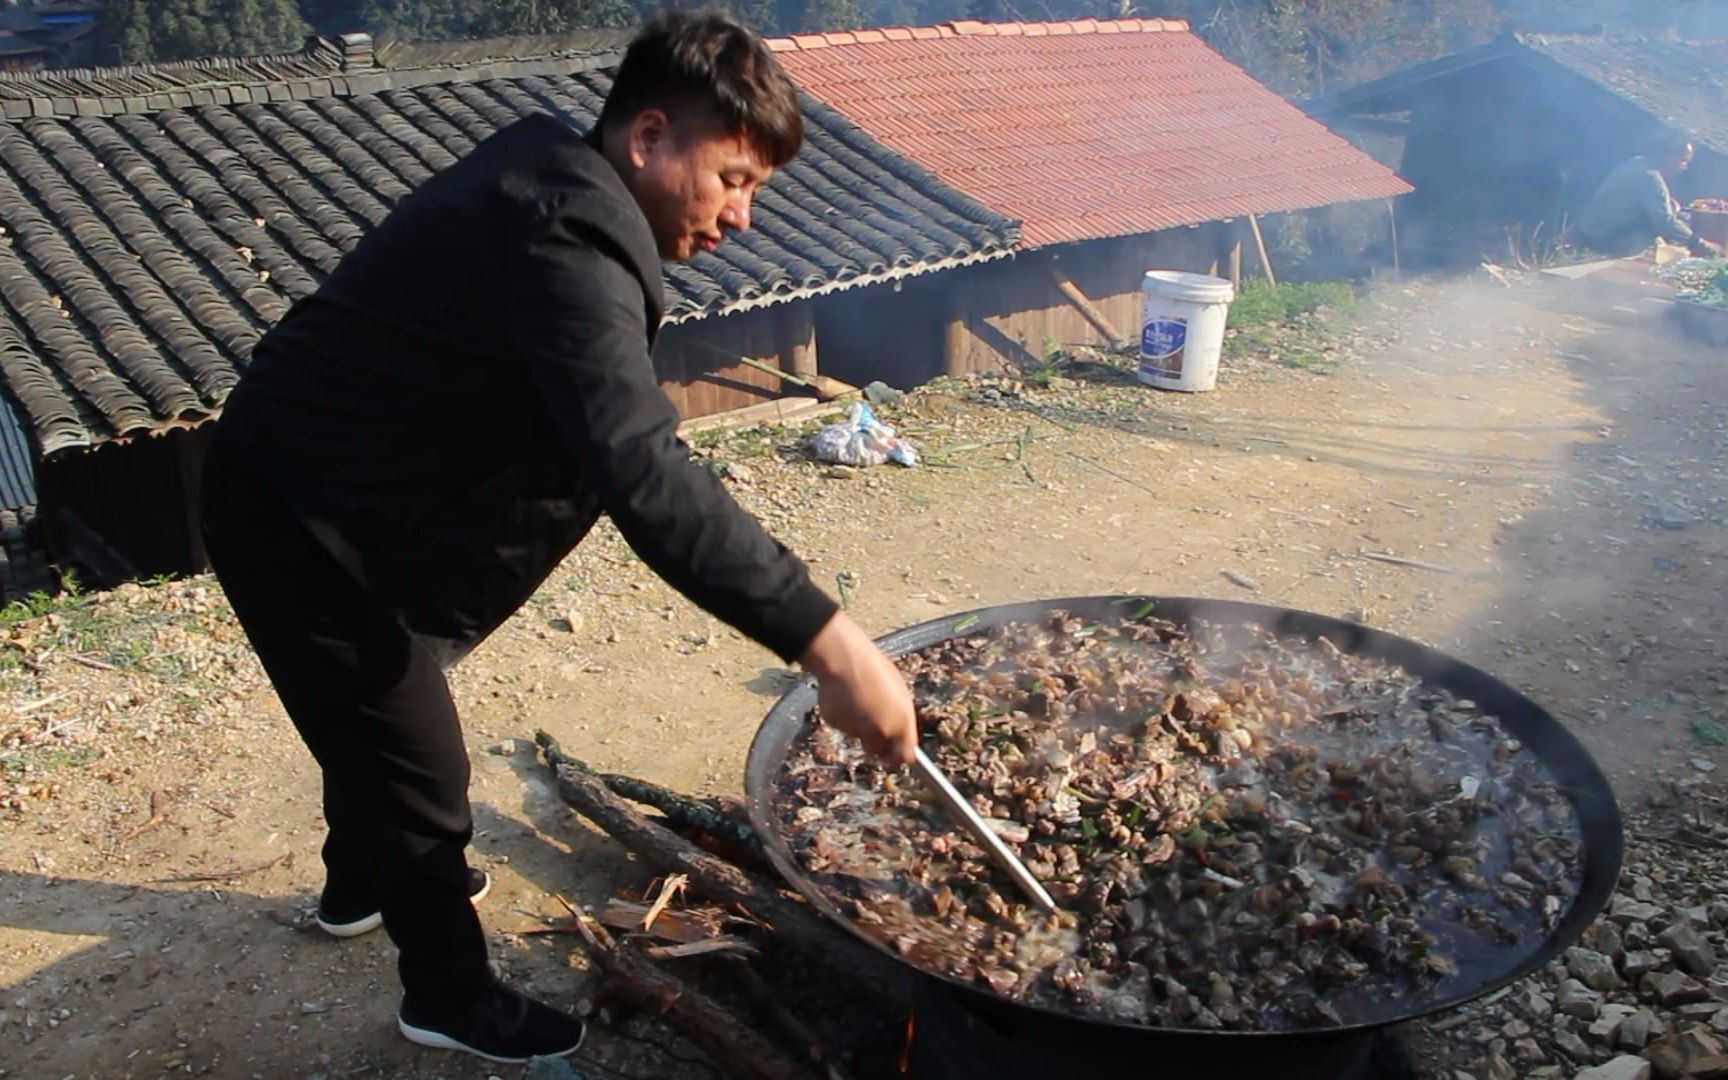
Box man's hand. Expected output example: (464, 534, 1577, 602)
(799, 610, 917, 764)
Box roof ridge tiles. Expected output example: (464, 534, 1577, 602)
(766, 16, 1190, 51)
(0, 35, 342, 91)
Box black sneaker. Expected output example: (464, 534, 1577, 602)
(398, 982, 585, 1063)
(315, 868, 493, 939)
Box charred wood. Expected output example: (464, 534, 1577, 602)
(536, 730, 766, 867)
(572, 911, 813, 1080)
(536, 745, 910, 1007)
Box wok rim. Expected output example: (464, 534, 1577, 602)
(743, 594, 1624, 1040)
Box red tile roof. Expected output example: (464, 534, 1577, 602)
(772, 19, 1413, 249)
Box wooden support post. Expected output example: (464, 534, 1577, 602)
(180, 430, 209, 571)
(942, 298, 969, 377)
(780, 303, 818, 381)
(1387, 199, 1401, 274)
(1048, 261, 1127, 348)
(1215, 221, 1241, 290)
(1246, 214, 1277, 287)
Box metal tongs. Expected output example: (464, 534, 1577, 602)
(911, 747, 1058, 913)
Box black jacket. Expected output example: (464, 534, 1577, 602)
(216, 112, 836, 662)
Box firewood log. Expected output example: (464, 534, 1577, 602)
(573, 912, 812, 1080)
(536, 746, 910, 1006)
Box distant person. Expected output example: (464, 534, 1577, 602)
(1578, 137, 1722, 257)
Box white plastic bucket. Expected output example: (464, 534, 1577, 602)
(1137, 270, 1235, 392)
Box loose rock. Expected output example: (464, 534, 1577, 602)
(1661, 924, 1718, 977)
(862, 380, 906, 406)
(1644, 1027, 1727, 1080)
(1554, 1027, 1593, 1063)
(1575, 1056, 1653, 1080)
(1653, 504, 1693, 530)
(1594, 1004, 1640, 1043)
(1621, 1009, 1658, 1050)
(1573, 947, 1627, 992)
(1561, 978, 1606, 1020)
(1647, 971, 1712, 1008)
(1682, 1054, 1728, 1079)
(1479, 1050, 1516, 1080)
(1513, 1037, 1545, 1065)
(1625, 951, 1663, 980)
(1586, 922, 1627, 959)
(1614, 898, 1666, 925)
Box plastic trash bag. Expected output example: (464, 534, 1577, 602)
(809, 402, 918, 467)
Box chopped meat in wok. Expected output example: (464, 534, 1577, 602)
(772, 610, 1584, 1031)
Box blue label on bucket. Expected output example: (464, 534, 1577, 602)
(1141, 318, 1187, 361)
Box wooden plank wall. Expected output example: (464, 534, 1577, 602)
(35, 424, 211, 585)
(810, 277, 947, 391)
(949, 226, 1225, 376)
(652, 304, 804, 419)
(808, 225, 1235, 388)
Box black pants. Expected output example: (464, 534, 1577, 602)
(1580, 225, 1651, 259)
(201, 434, 513, 1014)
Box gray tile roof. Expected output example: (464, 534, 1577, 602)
(1309, 33, 1728, 157)
(1514, 34, 1728, 157)
(0, 36, 1020, 457)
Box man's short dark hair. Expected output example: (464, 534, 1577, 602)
(600, 9, 803, 167)
(1652, 132, 1694, 162)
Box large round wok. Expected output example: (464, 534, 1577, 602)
(744, 595, 1623, 1049)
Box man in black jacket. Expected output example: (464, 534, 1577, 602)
(200, 10, 917, 1064)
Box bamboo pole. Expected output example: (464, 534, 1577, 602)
(684, 339, 858, 401)
(676, 396, 841, 438)
(1246, 214, 1277, 286)
(1047, 262, 1127, 348)
(1387, 199, 1401, 274)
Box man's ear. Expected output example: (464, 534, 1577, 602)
(627, 108, 671, 171)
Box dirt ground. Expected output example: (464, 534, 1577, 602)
(2, 272, 1725, 1079)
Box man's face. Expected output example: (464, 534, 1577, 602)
(623, 109, 773, 261)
